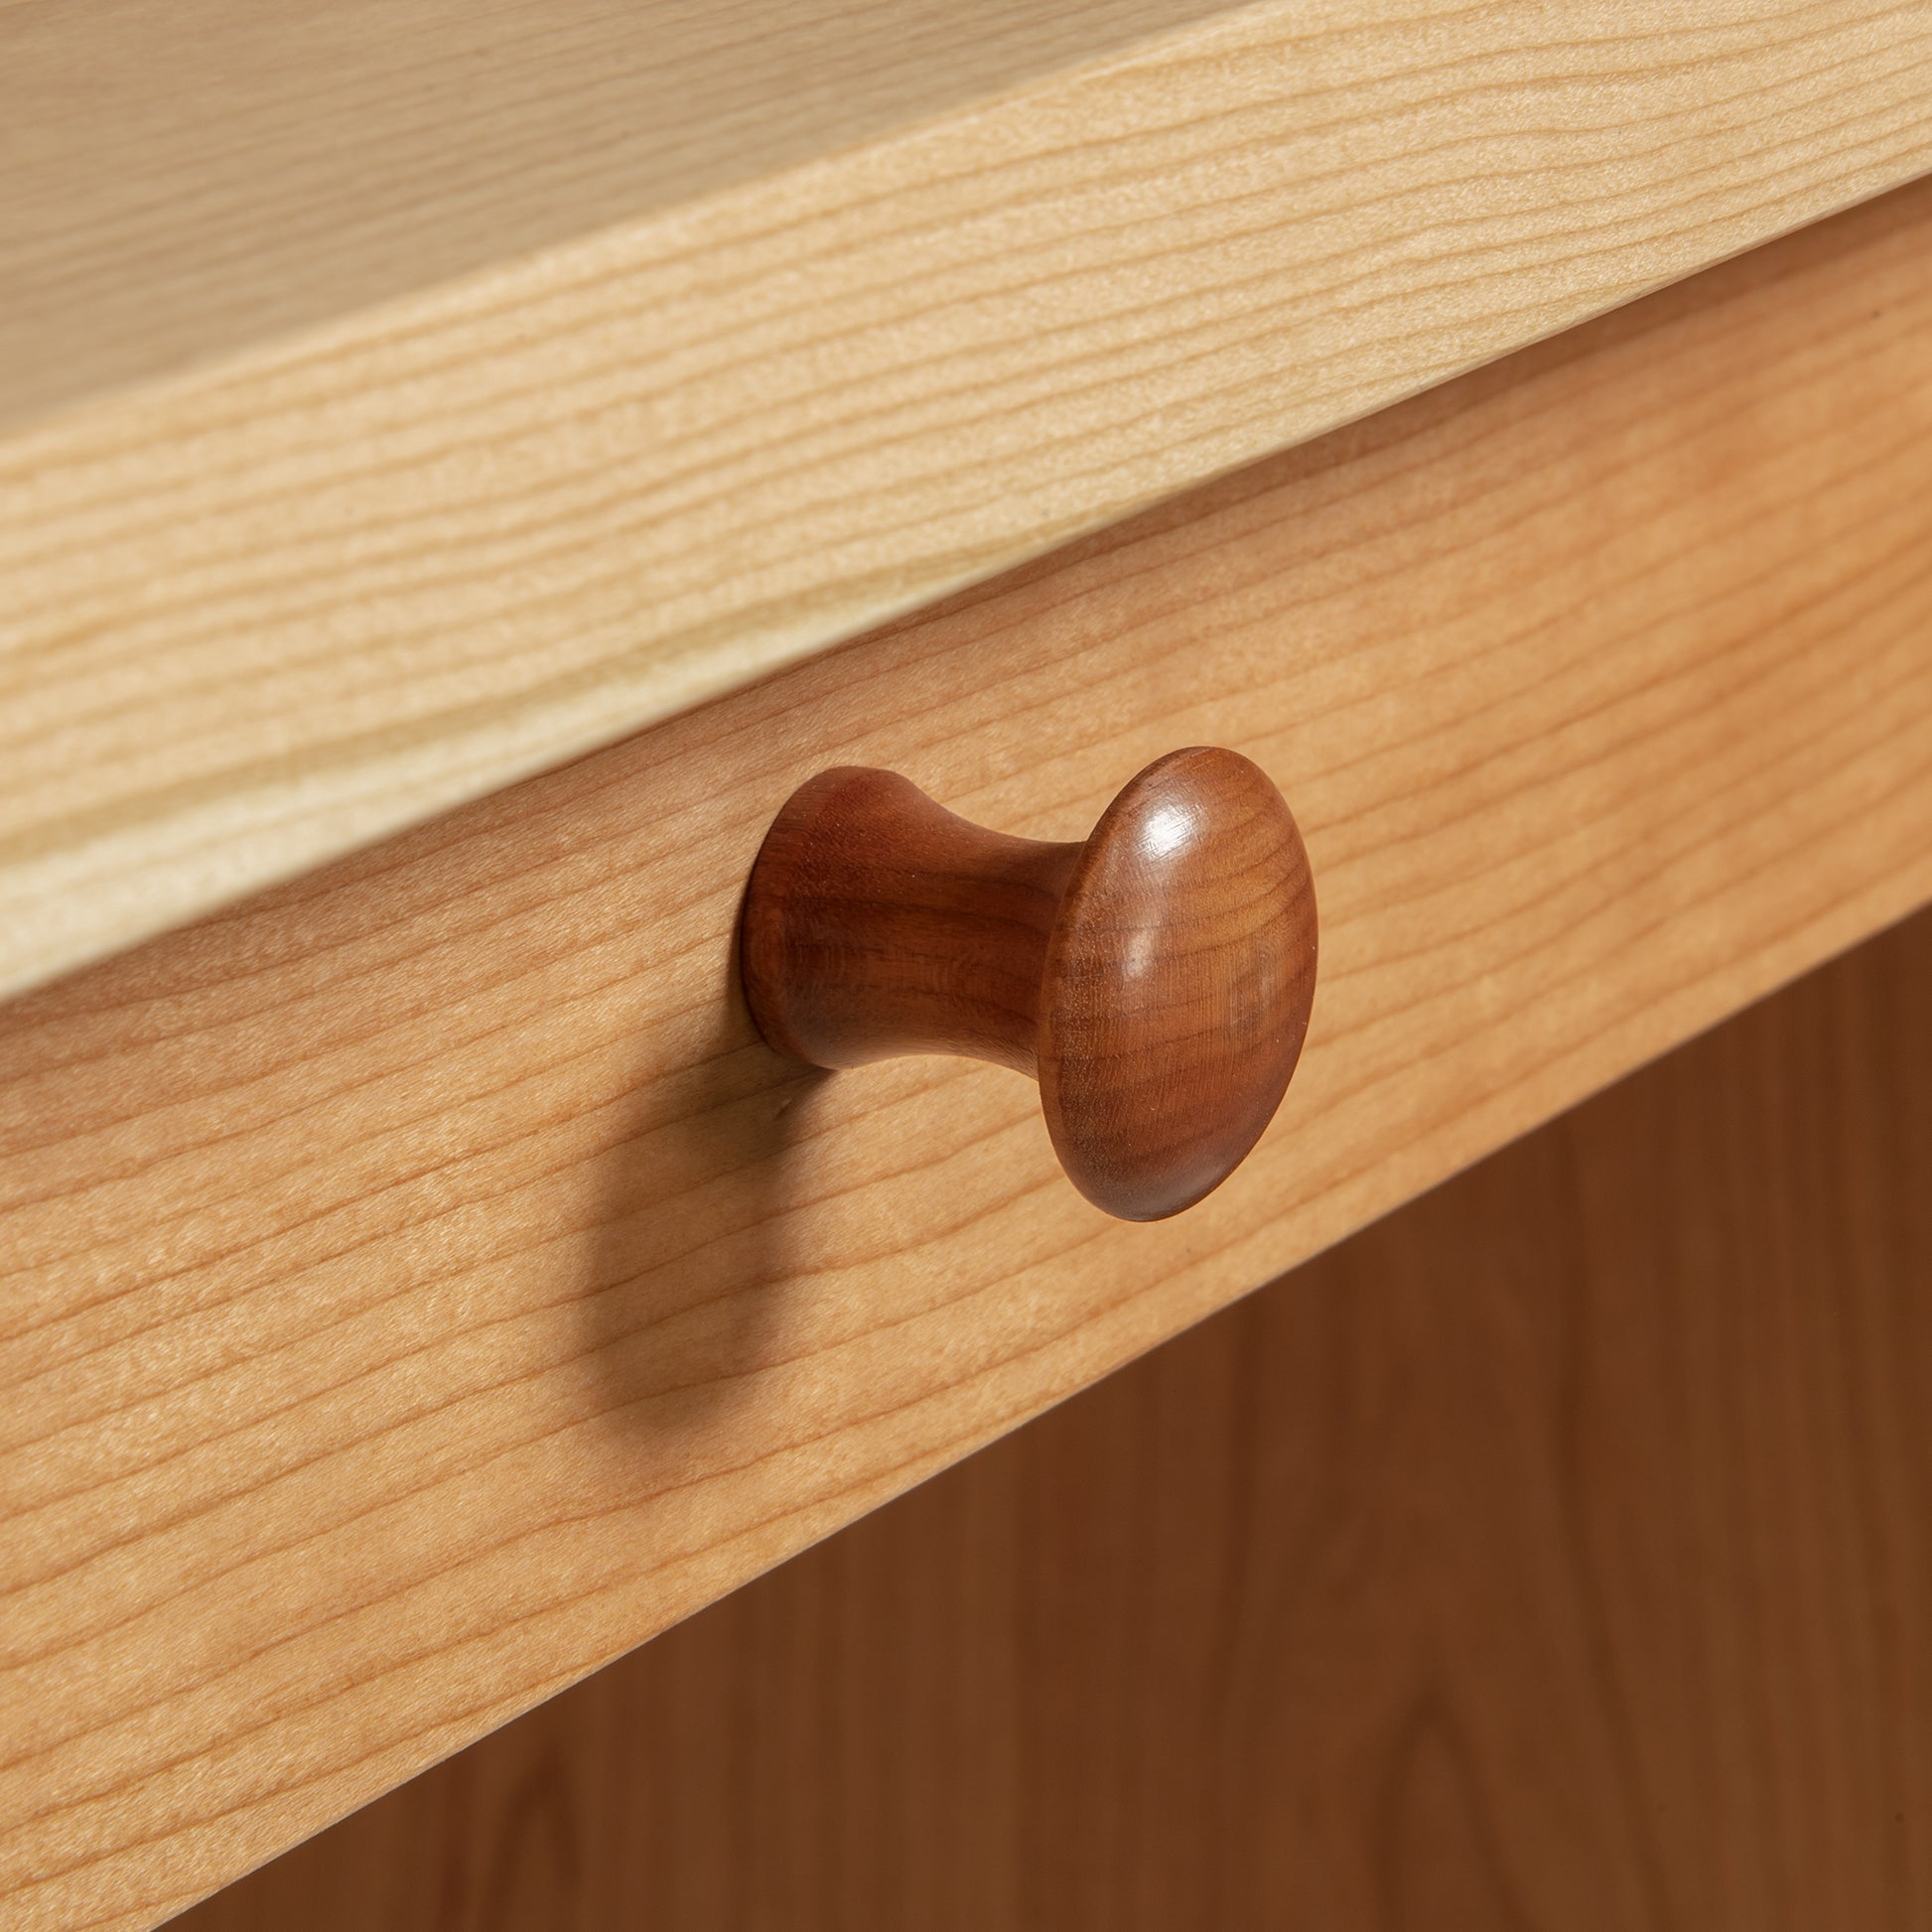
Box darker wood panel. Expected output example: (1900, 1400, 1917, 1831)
(179, 905, 1932, 1930)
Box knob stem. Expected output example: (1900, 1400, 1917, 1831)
(742, 767, 1079, 1076)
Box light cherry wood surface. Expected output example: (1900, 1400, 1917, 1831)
(5, 0, 1932, 999)
(5, 181, 1932, 1932)
(0, 0, 1237, 432)
(179, 904, 1932, 1932)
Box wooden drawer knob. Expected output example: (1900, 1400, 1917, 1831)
(741, 748, 1317, 1221)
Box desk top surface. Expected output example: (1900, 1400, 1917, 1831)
(3, 0, 1930, 1002)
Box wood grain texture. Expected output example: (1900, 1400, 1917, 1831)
(6, 0, 1932, 1000)
(740, 751, 1318, 1220)
(6, 180, 1932, 1932)
(174, 902, 1932, 1932)
(0, 0, 1236, 433)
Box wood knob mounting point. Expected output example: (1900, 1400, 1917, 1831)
(740, 748, 1317, 1221)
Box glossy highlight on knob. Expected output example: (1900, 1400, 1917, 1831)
(739, 749, 1317, 1221)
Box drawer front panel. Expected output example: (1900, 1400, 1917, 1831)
(5, 181, 1932, 1930)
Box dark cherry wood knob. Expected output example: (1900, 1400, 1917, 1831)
(740, 749, 1317, 1221)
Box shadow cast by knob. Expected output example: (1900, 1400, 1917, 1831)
(582, 951, 828, 1447)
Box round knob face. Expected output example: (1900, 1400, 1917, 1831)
(1038, 748, 1316, 1221)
